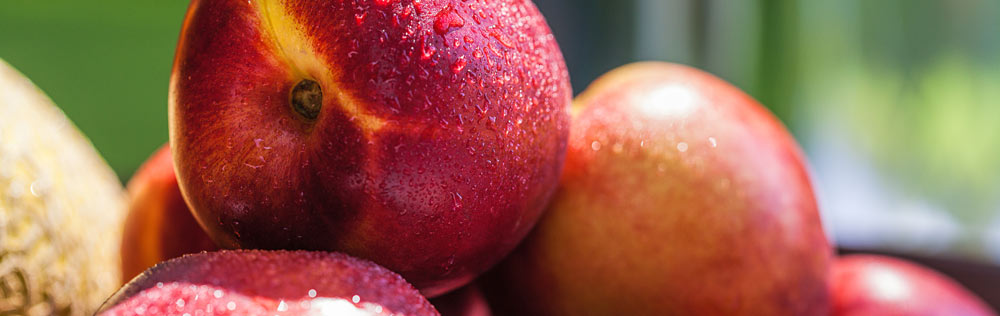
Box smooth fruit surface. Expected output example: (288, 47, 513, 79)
(120, 144, 217, 282)
(0, 58, 128, 315)
(485, 62, 832, 315)
(99, 250, 439, 316)
(833, 255, 996, 316)
(169, 0, 570, 296)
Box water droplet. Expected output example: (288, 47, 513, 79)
(451, 56, 467, 73)
(591, 141, 602, 151)
(412, 0, 424, 14)
(226, 301, 236, 311)
(277, 300, 288, 312)
(175, 299, 185, 308)
(708, 137, 717, 148)
(434, 6, 465, 34)
(213, 290, 224, 298)
(677, 142, 688, 152)
(352, 295, 361, 304)
(308, 289, 317, 298)
(421, 39, 437, 60)
(354, 12, 367, 25)
(452, 192, 463, 210)
(156, 282, 164, 288)
(490, 30, 515, 48)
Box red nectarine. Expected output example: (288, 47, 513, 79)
(99, 250, 438, 315)
(168, 0, 570, 297)
(833, 255, 996, 316)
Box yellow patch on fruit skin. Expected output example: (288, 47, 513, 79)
(255, 0, 386, 134)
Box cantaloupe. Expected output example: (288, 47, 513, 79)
(0, 59, 127, 316)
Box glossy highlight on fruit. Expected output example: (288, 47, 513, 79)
(120, 144, 217, 282)
(168, 0, 570, 297)
(99, 250, 439, 316)
(833, 255, 997, 316)
(485, 62, 832, 315)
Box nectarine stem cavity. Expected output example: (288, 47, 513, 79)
(291, 79, 322, 120)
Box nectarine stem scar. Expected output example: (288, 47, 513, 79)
(255, 0, 386, 134)
(291, 79, 322, 120)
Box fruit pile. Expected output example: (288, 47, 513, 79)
(0, 0, 996, 315)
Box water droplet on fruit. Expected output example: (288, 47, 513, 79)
(226, 301, 236, 311)
(708, 137, 717, 148)
(452, 192, 463, 210)
(412, 0, 424, 14)
(451, 56, 467, 73)
(352, 295, 361, 304)
(277, 300, 288, 312)
(490, 30, 515, 48)
(421, 40, 437, 60)
(677, 142, 688, 152)
(434, 6, 465, 34)
(308, 289, 317, 298)
(175, 298, 185, 308)
(591, 141, 602, 151)
(213, 289, 224, 298)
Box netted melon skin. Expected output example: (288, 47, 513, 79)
(0, 59, 127, 316)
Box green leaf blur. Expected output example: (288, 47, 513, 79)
(0, 0, 189, 182)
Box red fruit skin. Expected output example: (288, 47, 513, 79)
(168, 0, 570, 297)
(484, 62, 832, 315)
(120, 144, 218, 282)
(99, 250, 440, 316)
(431, 285, 491, 316)
(833, 255, 997, 316)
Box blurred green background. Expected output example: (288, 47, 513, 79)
(2, 0, 1000, 263)
(0, 0, 189, 181)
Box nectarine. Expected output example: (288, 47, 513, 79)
(833, 255, 996, 316)
(485, 62, 832, 315)
(168, 0, 570, 297)
(120, 144, 217, 282)
(99, 250, 438, 315)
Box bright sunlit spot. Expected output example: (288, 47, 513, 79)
(867, 266, 912, 302)
(637, 84, 699, 118)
